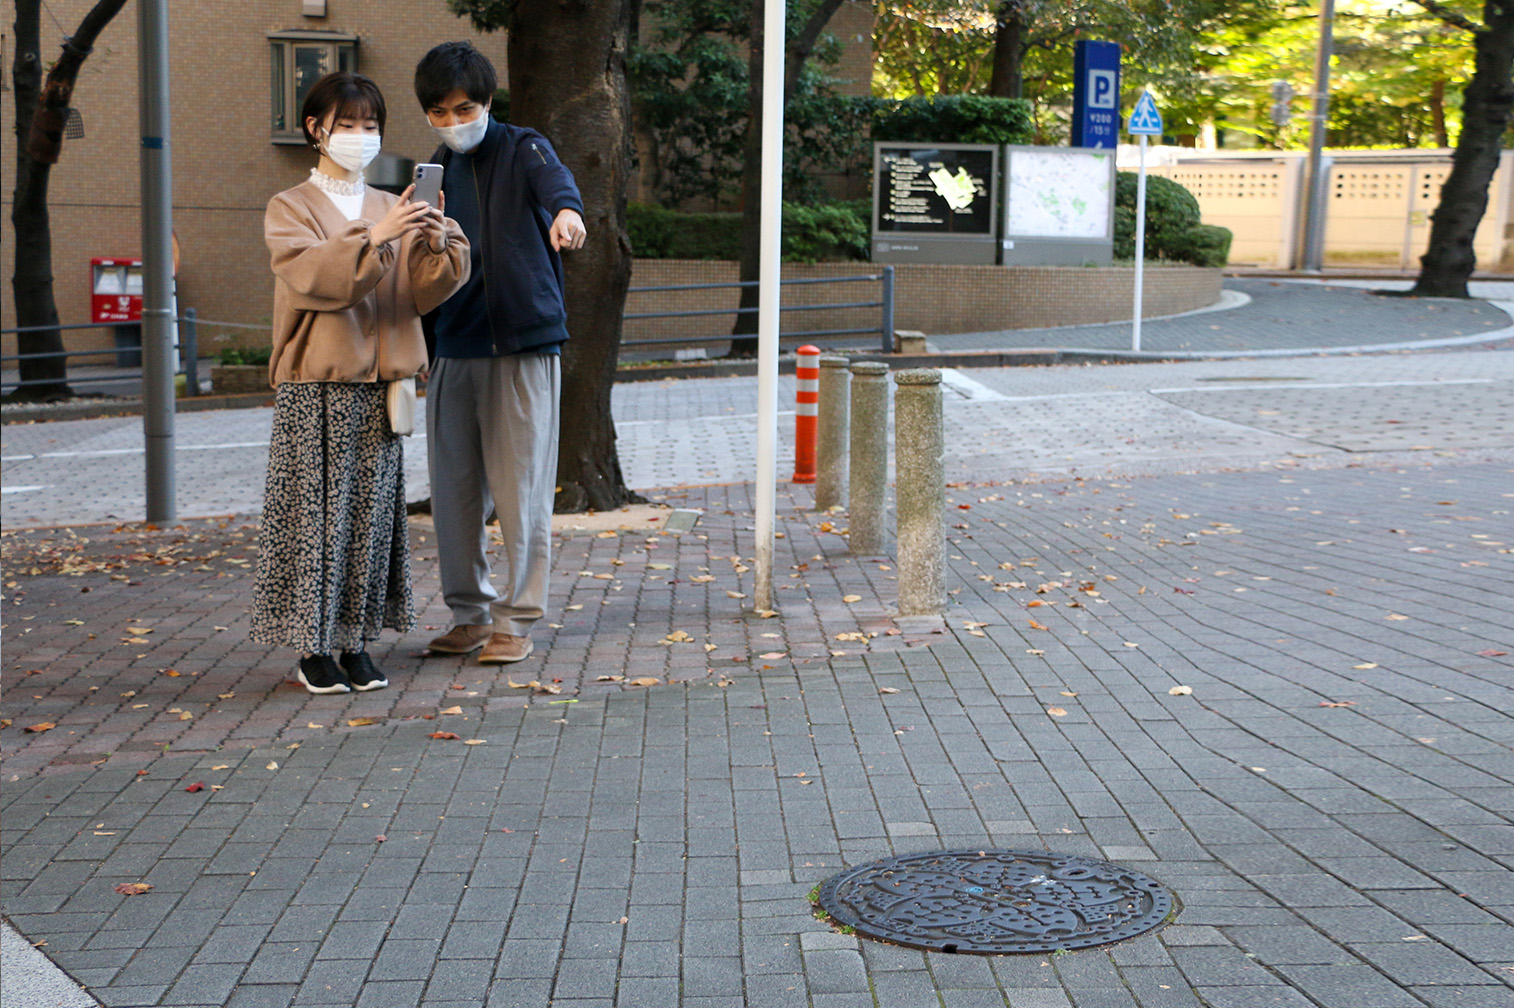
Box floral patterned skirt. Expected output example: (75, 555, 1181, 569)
(249, 382, 414, 653)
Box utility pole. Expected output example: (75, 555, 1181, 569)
(139, 0, 176, 520)
(1298, 0, 1334, 272)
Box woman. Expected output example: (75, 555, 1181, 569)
(250, 72, 469, 694)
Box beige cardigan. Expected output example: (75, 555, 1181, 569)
(265, 181, 469, 386)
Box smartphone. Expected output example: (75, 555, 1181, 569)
(411, 163, 444, 208)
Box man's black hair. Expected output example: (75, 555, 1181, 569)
(415, 41, 498, 109)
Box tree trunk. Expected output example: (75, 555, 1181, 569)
(9, 0, 68, 400)
(510, 0, 641, 511)
(1430, 78, 1450, 146)
(1412, 3, 1514, 297)
(728, 0, 767, 359)
(988, 0, 1025, 99)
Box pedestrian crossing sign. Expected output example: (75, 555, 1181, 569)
(1127, 92, 1163, 136)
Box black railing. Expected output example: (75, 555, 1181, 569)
(621, 268, 895, 354)
(1, 309, 202, 396)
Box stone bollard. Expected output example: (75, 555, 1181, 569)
(848, 361, 890, 555)
(893, 368, 945, 616)
(815, 355, 851, 510)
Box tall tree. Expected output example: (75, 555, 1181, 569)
(1409, 0, 1514, 296)
(8, 0, 129, 402)
(449, 0, 639, 511)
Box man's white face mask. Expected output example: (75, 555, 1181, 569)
(431, 106, 490, 153)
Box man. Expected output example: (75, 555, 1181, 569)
(414, 41, 585, 664)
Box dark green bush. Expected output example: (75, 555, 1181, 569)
(627, 202, 869, 263)
(216, 344, 272, 367)
(1113, 172, 1230, 266)
(872, 95, 1033, 146)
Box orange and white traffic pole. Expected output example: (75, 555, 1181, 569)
(792, 345, 820, 483)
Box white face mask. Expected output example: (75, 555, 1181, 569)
(322, 129, 382, 172)
(431, 107, 490, 153)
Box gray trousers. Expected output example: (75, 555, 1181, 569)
(426, 354, 560, 635)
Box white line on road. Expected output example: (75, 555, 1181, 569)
(1, 441, 270, 462)
(1150, 378, 1497, 394)
(1, 485, 51, 494)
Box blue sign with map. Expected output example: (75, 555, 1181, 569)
(1071, 41, 1121, 149)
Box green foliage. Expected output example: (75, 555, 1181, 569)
(630, 0, 877, 206)
(781, 201, 870, 263)
(625, 203, 744, 260)
(626, 201, 869, 262)
(871, 94, 1033, 144)
(216, 344, 272, 367)
(1112, 172, 1229, 266)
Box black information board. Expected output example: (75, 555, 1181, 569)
(875, 147, 995, 236)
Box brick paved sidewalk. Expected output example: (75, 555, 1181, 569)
(4, 454, 1513, 1006)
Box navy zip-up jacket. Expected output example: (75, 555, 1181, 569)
(422, 119, 584, 358)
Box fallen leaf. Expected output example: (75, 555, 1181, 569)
(1168, 685, 1193, 696)
(114, 883, 152, 896)
(1060, 691, 1078, 697)
(842, 595, 862, 603)
(628, 677, 660, 687)
(375, 834, 387, 843)
(428, 731, 462, 740)
(534, 682, 563, 695)
(1353, 663, 1379, 670)
(184, 782, 205, 792)
(726, 590, 747, 599)
(63, 619, 85, 625)
(439, 705, 464, 715)
(1386, 613, 1410, 621)
(1046, 707, 1068, 717)
(266, 761, 279, 770)
(1028, 620, 1048, 631)
(1319, 700, 1358, 708)
(1123, 641, 1140, 648)
(305, 722, 324, 729)
(1477, 649, 1508, 657)
(879, 687, 901, 694)
(121, 637, 151, 645)
(756, 609, 778, 619)
(347, 717, 380, 727)
(759, 652, 787, 660)
(463, 739, 486, 745)
(690, 575, 716, 583)
(596, 674, 626, 682)
(648, 562, 673, 570)
(23, 722, 56, 733)
(126, 626, 153, 635)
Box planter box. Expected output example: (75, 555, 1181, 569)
(210, 365, 269, 395)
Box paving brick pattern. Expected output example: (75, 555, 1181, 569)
(5, 442, 1513, 1005)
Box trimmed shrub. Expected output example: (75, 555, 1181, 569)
(627, 201, 869, 263)
(1113, 172, 1231, 266)
(872, 95, 1034, 146)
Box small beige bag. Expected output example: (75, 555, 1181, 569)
(387, 377, 416, 436)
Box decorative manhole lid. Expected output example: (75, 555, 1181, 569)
(816, 849, 1174, 954)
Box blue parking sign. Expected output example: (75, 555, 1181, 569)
(1072, 41, 1121, 149)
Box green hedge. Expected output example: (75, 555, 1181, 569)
(627, 201, 870, 263)
(1113, 172, 1231, 267)
(872, 95, 1033, 146)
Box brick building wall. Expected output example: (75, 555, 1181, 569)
(623, 261, 1223, 347)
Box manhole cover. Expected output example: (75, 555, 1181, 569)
(816, 849, 1174, 954)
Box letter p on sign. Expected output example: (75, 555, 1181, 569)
(1089, 70, 1117, 109)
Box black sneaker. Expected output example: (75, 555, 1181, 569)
(340, 651, 389, 691)
(296, 654, 351, 694)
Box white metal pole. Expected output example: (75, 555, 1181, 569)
(753, 0, 785, 612)
(139, 0, 176, 521)
(1132, 134, 1148, 353)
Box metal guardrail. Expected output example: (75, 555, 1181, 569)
(2, 270, 898, 395)
(2, 308, 203, 396)
(622, 267, 896, 354)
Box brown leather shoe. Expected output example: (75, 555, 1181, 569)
(478, 633, 533, 664)
(427, 624, 494, 654)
